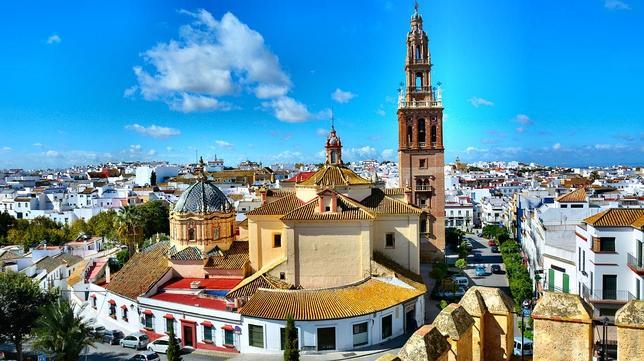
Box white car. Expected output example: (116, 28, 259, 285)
(147, 336, 182, 354)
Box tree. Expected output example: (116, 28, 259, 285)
(429, 263, 448, 281)
(455, 258, 467, 271)
(138, 201, 170, 240)
(69, 219, 91, 240)
(283, 314, 299, 361)
(114, 205, 142, 254)
(0, 211, 16, 242)
(0, 271, 56, 361)
(32, 299, 94, 361)
(87, 210, 117, 239)
(166, 327, 182, 361)
(150, 171, 157, 186)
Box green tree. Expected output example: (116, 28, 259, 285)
(69, 219, 91, 240)
(0, 211, 16, 242)
(283, 314, 299, 361)
(114, 205, 142, 254)
(429, 263, 448, 281)
(166, 327, 182, 361)
(87, 210, 117, 239)
(150, 171, 157, 186)
(138, 200, 170, 240)
(455, 258, 467, 270)
(0, 271, 56, 361)
(32, 299, 94, 361)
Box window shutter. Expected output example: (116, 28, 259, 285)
(592, 237, 601, 252)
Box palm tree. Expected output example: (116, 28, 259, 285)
(32, 299, 94, 361)
(115, 205, 142, 254)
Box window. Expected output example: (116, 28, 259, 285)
(602, 275, 617, 300)
(352, 322, 368, 347)
(636, 278, 641, 300)
(582, 250, 586, 272)
(203, 325, 213, 342)
(417, 118, 426, 143)
(144, 314, 154, 329)
(571, 204, 583, 208)
(599, 237, 616, 252)
(419, 159, 426, 168)
(248, 324, 264, 348)
(224, 329, 234, 346)
(273, 234, 282, 248)
(385, 233, 395, 249)
(381, 315, 392, 339)
(280, 272, 286, 280)
(188, 228, 195, 241)
(213, 226, 219, 239)
(109, 304, 116, 318)
(415, 72, 422, 89)
(91, 297, 97, 308)
(166, 318, 174, 333)
(325, 206, 331, 212)
(578, 247, 581, 271)
(280, 327, 299, 350)
(122, 307, 128, 320)
(430, 125, 437, 143)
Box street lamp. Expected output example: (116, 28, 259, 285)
(601, 317, 609, 361)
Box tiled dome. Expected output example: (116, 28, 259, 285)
(173, 180, 232, 213)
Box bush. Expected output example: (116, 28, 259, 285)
(438, 300, 449, 310)
(455, 258, 467, 270)
(429, 263, 449, 281)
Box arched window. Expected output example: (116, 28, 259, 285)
(417, 118, 426, 144)
(188, 228, 195, 241)
(431, 125, 437, 144)
(415, 73, 423, 90)
(213, 226, 219, 239)
(406, 124, 413, 146)
(415, 46, 421, 60)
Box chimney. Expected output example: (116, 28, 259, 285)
(404, 187, 413, 205)
(105, 261, 111, 284)
(330, 194, 338, 212)
(259, 187, 267, 205)
(319, 193, 325, 212)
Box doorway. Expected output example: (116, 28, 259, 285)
(317, 327, 336, 351)
(405, 308, 417, 333)
(181, 320, 196, 348)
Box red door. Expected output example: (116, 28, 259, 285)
(180, 320, 196, 348)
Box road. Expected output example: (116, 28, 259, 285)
(446, 233, 509, 292)
(84, 342, 232, 361)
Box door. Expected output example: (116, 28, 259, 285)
(317, 327, 335, 351)
(602, 275, 617, 300)
(182, 325, 194, 347)
(405, 308, 417, 333)
(562, 273, 570, 293)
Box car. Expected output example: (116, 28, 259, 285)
(90, 325, 106, 338)
(450, 276, 469, 288)
(147, 336, 182, 354)
(513, 337, 533, 356)
(472, 252, 482, 261)
(120, 333, 150, 350)
(128, 351, 160, 361)
(102, 330, 124, 345)
(491, 264, 503, 274)
(475, 265, 486, 276)
(437, 286, 467, 299)
(487, 239, 496, 246)
(491, 246, 500, 253)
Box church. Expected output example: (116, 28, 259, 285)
(70, 4, 443, 355)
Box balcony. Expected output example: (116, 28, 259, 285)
(581, 285, 635, 304)
(398, 100, 443, 109)
(627, 253, 644, 275)
(408, 58, 429, 65)
(415, 185, 433, 192)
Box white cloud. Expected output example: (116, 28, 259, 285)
(381, 149, 394, 159)
(166, 146, 174, 151)
(469, 97, 494, 107)
(345, 146, 376, 160)
(316, 128, 328, 137)
(128, 144, 142, 154)
(376, 105, 386, 117)
(271, 150, 304, 162)
(605, 0, 630, 10)
(125, 124, 181, 138)
(147, 149, 157, 156)
(465, 146, 488, 154)
(514, 114, 532, 125)
(552, 143, 561, 151)
(46, 34, 61, 44)
(123, 86, 137, 98)
(33, 143, 43, 147)
(45, 150, 60, 157)
(215, 140, 234, 149)
(130, 10, 315, 119)
(1, 146, 11, 151)
(331, 88, 356, 103)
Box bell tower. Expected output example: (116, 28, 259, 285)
(398, 3, 445, 261)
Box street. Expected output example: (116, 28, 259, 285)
(447, 233, 510, 292)
(84, 342, 232, 361)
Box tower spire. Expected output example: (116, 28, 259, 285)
(331, 106, 335, 130)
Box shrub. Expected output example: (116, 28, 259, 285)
(455, 258, 467, 270)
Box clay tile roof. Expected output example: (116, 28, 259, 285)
(383, 188, 405, 196)
(265, 189, 295, 199)
(239, 277, 424, 321)
(226, 258, 293, 299)
(169, 246, 204, 261)
(106, 241, 172, 300)
(361, 188, 422, 215)
(284, 171, 316, 183)
(281, 193, 375, 221)
(204, 241, 249, 269)
(584, 208, 644, 229)
(297, 165, 370, 187)
(556, 188, 587, 203)
(246, 193, 303, 216)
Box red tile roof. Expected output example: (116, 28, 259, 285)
(284, 171, 316, 183)
(160, 277, 243, 290)
(149, 292, 228, 311)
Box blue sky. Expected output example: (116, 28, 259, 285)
(0, 0, 642, 169)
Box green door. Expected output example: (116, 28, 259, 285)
(548, 269, 555, 291)
(562, 273, 570, 293)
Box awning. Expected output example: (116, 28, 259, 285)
(200, 321, 213, 327)
(107, 299, 116, 305)
(163, 314, 174, 320)
(120, 305, 128, 310)
(142, 310, 153, 315)
(89, 294, 97, 298)
(221, 324, 234, 331)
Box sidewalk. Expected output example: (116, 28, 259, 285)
(225, 335, 408, 361)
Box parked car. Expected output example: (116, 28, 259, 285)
(147, 336, 182, 354)
(120, 333, 150, 350)
(475, 265, 486, 276)
(491, 265, 503, 274)
(491, 246, 500, 253)
(487, 239, 496, 247)
(513, 337, 533, 356)
(90, 325, 106, 338)
(450, 276, 469, 288)
(128, 351, 160, 361)
(438, 286, 467, 299)
(472, 252, 482, 261)
(102, 330, 124, 345)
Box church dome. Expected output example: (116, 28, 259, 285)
(173, 180, 233, 214)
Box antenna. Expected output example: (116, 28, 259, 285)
(331, 106, 335, 130)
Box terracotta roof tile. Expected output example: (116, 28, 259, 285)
(297, 165, 370, 187)
(361, 188, 422, 215)
(239, 277, 423, 321)
(281, 193, 374, 221)
(169, 246, 204, 261)
(584, 208, 644, 228)
(106, 241, 172, 300)
(204, 241, 249, 269)
(556, 188, 587, 203)
(246, 193, 303, 216)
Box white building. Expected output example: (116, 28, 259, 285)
(135, 165, 180, 187)
(576, 208, 643, 318)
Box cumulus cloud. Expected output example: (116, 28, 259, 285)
(46, 34, 61, 44)
(123, 86, 137, 98)
(552, 143, 561, 151)
(469, 97, 494, 107)
(331, 88, 356, 103)
(129, 9, 319, 120)
(147, 149, 157, 156)
(125, 124, 181, 138)
(45, 150, 60, 157)
(1, 146, 11, 152)
(514, 114, 532, 125)
(215, 140, 234, 149)
(605, 0, 630, 10)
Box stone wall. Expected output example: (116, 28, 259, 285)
(615, 300, 644, 361)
